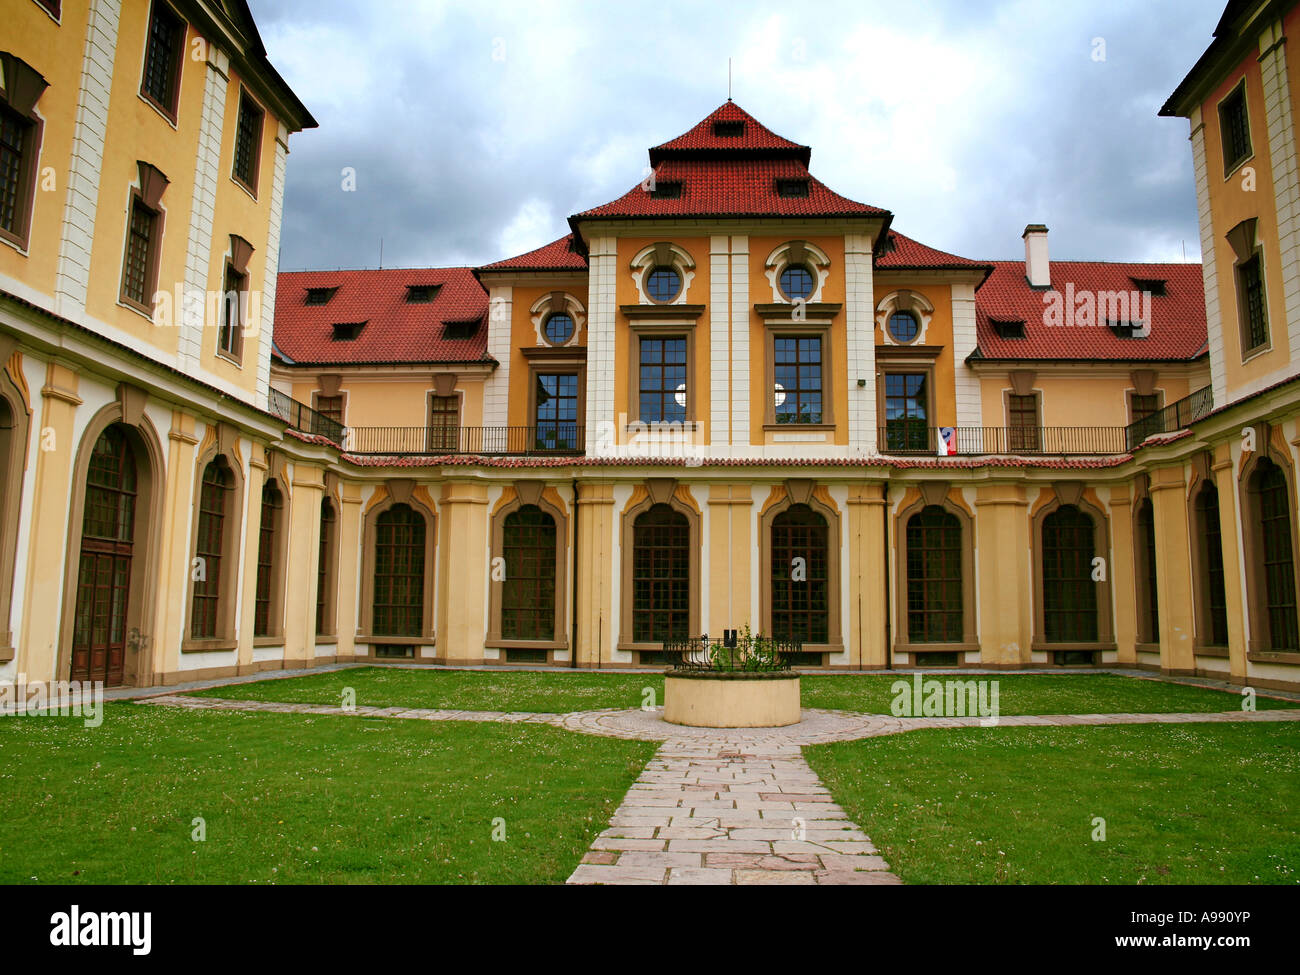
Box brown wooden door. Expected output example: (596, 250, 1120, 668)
(70, 425, 137, 687)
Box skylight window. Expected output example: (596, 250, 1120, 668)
(305, 287, 337, 305)
(776, 178, 810, 198)
(331, 321, 365, 340)
(713, 121, 745, 137)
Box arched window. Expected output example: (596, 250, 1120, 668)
(645, 266, 682, 303)
(905, 505, 962, 643)
(71, 424, 137, 685)
(317, 499, 336, 636)
(770, 503, 829, 644)
(631, 503, 690, 643)
(373, 503, 426, 637)
(192, 458, 232, 639)
(1253, 459, 1299, 650)
(501, 505, 557, 640)
(1194, 484, 1229, 646)
(779, 264, 814, 301)
(1136, 499, 1159, 643)
(254, 480, 284, 637)
(1041, 504, 1098, 642)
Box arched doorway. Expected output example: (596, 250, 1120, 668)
(70, 424, 139, 686)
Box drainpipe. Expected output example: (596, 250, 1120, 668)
(570, 478, 579, 669)
(883, 484, 892, 670)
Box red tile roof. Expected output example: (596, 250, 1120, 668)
(648, 101, 810, 163)
(876, 231, 991, 272)
(973, 260, 1207, 361)
(573, 157, 887, 222)
(274, 267, 490, 365)
(477, 233, 588, 273)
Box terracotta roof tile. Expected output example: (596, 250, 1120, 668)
(274, 267, 490, 365)
(648, 101, 809, 162)
(477, 233, 588, 273)
(876, 231, 991, 271)
(973, 260, 1207, 361)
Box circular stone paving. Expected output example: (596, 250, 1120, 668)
(558, 707, 908, 746)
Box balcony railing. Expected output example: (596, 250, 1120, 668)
(346, 424, 585, 456)
(1125, 385, 1213, 451)
(268, 388, 345, 444)
(877, 424, 1129, 456)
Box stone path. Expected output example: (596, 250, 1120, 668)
(141, 695, 1300, 886)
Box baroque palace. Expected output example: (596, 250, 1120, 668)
(4, 0, 1300, 693)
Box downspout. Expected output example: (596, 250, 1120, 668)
(570, 477, 579, 668)
(883, 484, 892, 670)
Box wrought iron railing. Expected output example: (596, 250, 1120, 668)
(1125, 385, 1213, 451)
(346, 424, 585, 455)
(877, 425, 1129, 456)
(268, 388, 345, 444)
(662, 634, 804, 672)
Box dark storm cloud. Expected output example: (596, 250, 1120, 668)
(250, 0, 1225, 271)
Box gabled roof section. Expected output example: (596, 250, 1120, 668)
(876, 231, 992, 273)
(648, 101, 811, 164)
(274, 267, 491, 365)
(569, 102, 888, 230)
(476, 233, 589, 273)
(973, 261, 1207, 361)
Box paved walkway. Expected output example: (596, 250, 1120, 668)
(142, 695, 1300, 886)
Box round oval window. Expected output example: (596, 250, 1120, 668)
(780, 264, 815, 301)
(646, 266, 682, 302)
(544, 312, 574, 344)
(888, 311, 919, 343)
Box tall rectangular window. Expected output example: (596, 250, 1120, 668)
(1238, 253, 1268, 352)
(639, 336, 687, 424)
(535, 373, 579, 450)
(141, 1, 185, 120)
(121, 198, 159, 310)
(218, 264, 246, 361)
(1219, 83, 1251, 174)
(314, 394, 344, 427)
(773, 336, 822, 424)
(0, 106, 34, 245)
(884, 372, 928, 451)
(1130, 393, 1160, 424)
(232, 90, 264, 193)
(1007, 393, 1040, 452)
(426, 394, 460, 451)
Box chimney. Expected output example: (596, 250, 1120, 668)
(1023, 224, 1050, 288)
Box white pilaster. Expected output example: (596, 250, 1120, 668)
(483, 285, 513, 427)
(1190, 108, 1226, 406)
(255, 124, 289, 408)
(584, 235, 617, 450)
(1259, 22, 1300, 369)
(844, 232, 876, 452)
(709, 235, 730, 447)
(951, 281, 981, 427)
(729, 235, 750, 446)
(180, 45, 230, 373)
(54, 0, 122, 316)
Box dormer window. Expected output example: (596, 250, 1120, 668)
(406, 284, 440, 303)
(1108, 321, 1147, 339)
(1130, 278, 1166, 297)
(305, 287, 337, 305)
(776, 178, 810, 198)
(992, 319, 1026, 339)
(650, 181, 682, 199)
(332, 321, 365, 340)
(443, 321, 478, 340)
(713, 121, 745, 137)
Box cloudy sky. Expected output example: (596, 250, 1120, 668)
(249, 0, 1225, 272)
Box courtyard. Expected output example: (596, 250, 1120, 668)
(1, 667, 1295, 885)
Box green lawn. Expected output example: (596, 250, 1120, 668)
(187, 666, 1291, 716)
(0, 704, 653, 884)
(805, 722, 1300, 884)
